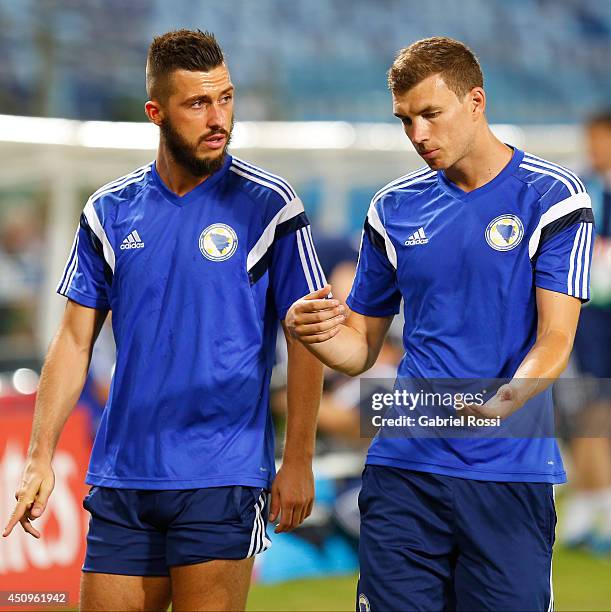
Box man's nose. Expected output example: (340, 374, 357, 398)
(207, 103, 223, 129)
(410, 120, 429, 145)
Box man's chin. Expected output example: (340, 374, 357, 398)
(205, 147, 227, 161)
(197, 144, 228, 163)
(423, 158, 444, 170)
(187, 148, 228, 176)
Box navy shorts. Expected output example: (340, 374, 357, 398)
(83, 486, 270, 576)
(357, 466, 556, 612)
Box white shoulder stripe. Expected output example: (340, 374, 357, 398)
(367, 202, 397, 269)
(528, 191, 591, 258)
(246, 197, 304, 271)
(232, 157, 297, 199)
(229, 165, 292, 205)
(519, 163, 576, 197)
(90, 166, 152, 208)
(366, 171, 434, 269)
(372, 167, 432, 202)
(90, 162, 153, 200)
(372, 167, 430, 200)
(233, 157, 296, 195)
(83, 169, 151, 273)
(522, 154, 584, 193)
(83, 199, 115, 273)
(372, 171, 436, 207)
(523, 153, 585, 191)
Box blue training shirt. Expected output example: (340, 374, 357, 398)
(57, 154, 326, 489)
(347, 147, 594, 483)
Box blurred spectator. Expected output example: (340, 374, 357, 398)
(0, 204, 44, 358)
(560, 110, 611, 552)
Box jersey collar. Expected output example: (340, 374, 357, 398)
(151, 154, 233, 207)
(437, 146, 524, 201)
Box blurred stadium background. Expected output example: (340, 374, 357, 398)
(0, 1, 610, 610)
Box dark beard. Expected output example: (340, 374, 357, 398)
(160, 117, 233, 178)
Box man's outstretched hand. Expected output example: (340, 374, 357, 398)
(285, 285, 345, 344)
(455, 380, 539, 421)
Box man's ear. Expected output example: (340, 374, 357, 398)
(470, 87, 486, 119)
(144, 100, 164, 126)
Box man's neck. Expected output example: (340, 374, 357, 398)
(444, 129, 514, 193)
(155, 146, 210, 197)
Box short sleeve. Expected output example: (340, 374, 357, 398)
(269, 217, 327, 320)
(346, 205, 401, 317)
(245, 194, 326, 320)
(533, 191, 595, 302)
(56, 212, 111, 309)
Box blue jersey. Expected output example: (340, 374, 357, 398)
(347, 147, 594, 483)
(57, 155, 326, 489)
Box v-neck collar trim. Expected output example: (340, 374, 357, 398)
(437, 147, 523, 201)
(151, 154, 232, 207)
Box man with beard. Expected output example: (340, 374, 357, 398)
(3, 30, 326, 611)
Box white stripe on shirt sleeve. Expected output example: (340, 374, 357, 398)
(367, 202, 398, 269)
(528, 192, 591, 259)
(581, 223, 593, 299)
(246, 198, 304, 272)
(296, 228, 315, 293)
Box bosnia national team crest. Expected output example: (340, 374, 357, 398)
(199, 223, 238, 261)
(485, 214, 524, 251)
(358, 594, 370, 612)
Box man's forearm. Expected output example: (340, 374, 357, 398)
(301, 323, 373, 377)
(282, 336, 324, 463)
(28, 330, 92, 461)
(285, 288, 393, 376)
(510, 329, 574, 405)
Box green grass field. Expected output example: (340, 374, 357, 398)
(247, 546, 611, 611)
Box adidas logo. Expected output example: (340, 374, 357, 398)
(405, 227, 429, 246)
(120, 230, 144, 250)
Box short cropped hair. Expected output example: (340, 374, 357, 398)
(388, 37, 483, 99)
(146, 29, 224, 101)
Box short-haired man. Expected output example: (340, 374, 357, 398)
(4, 30, 325, 611)
(562, 110, 611, 550)
(287, 37, 594, 611)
